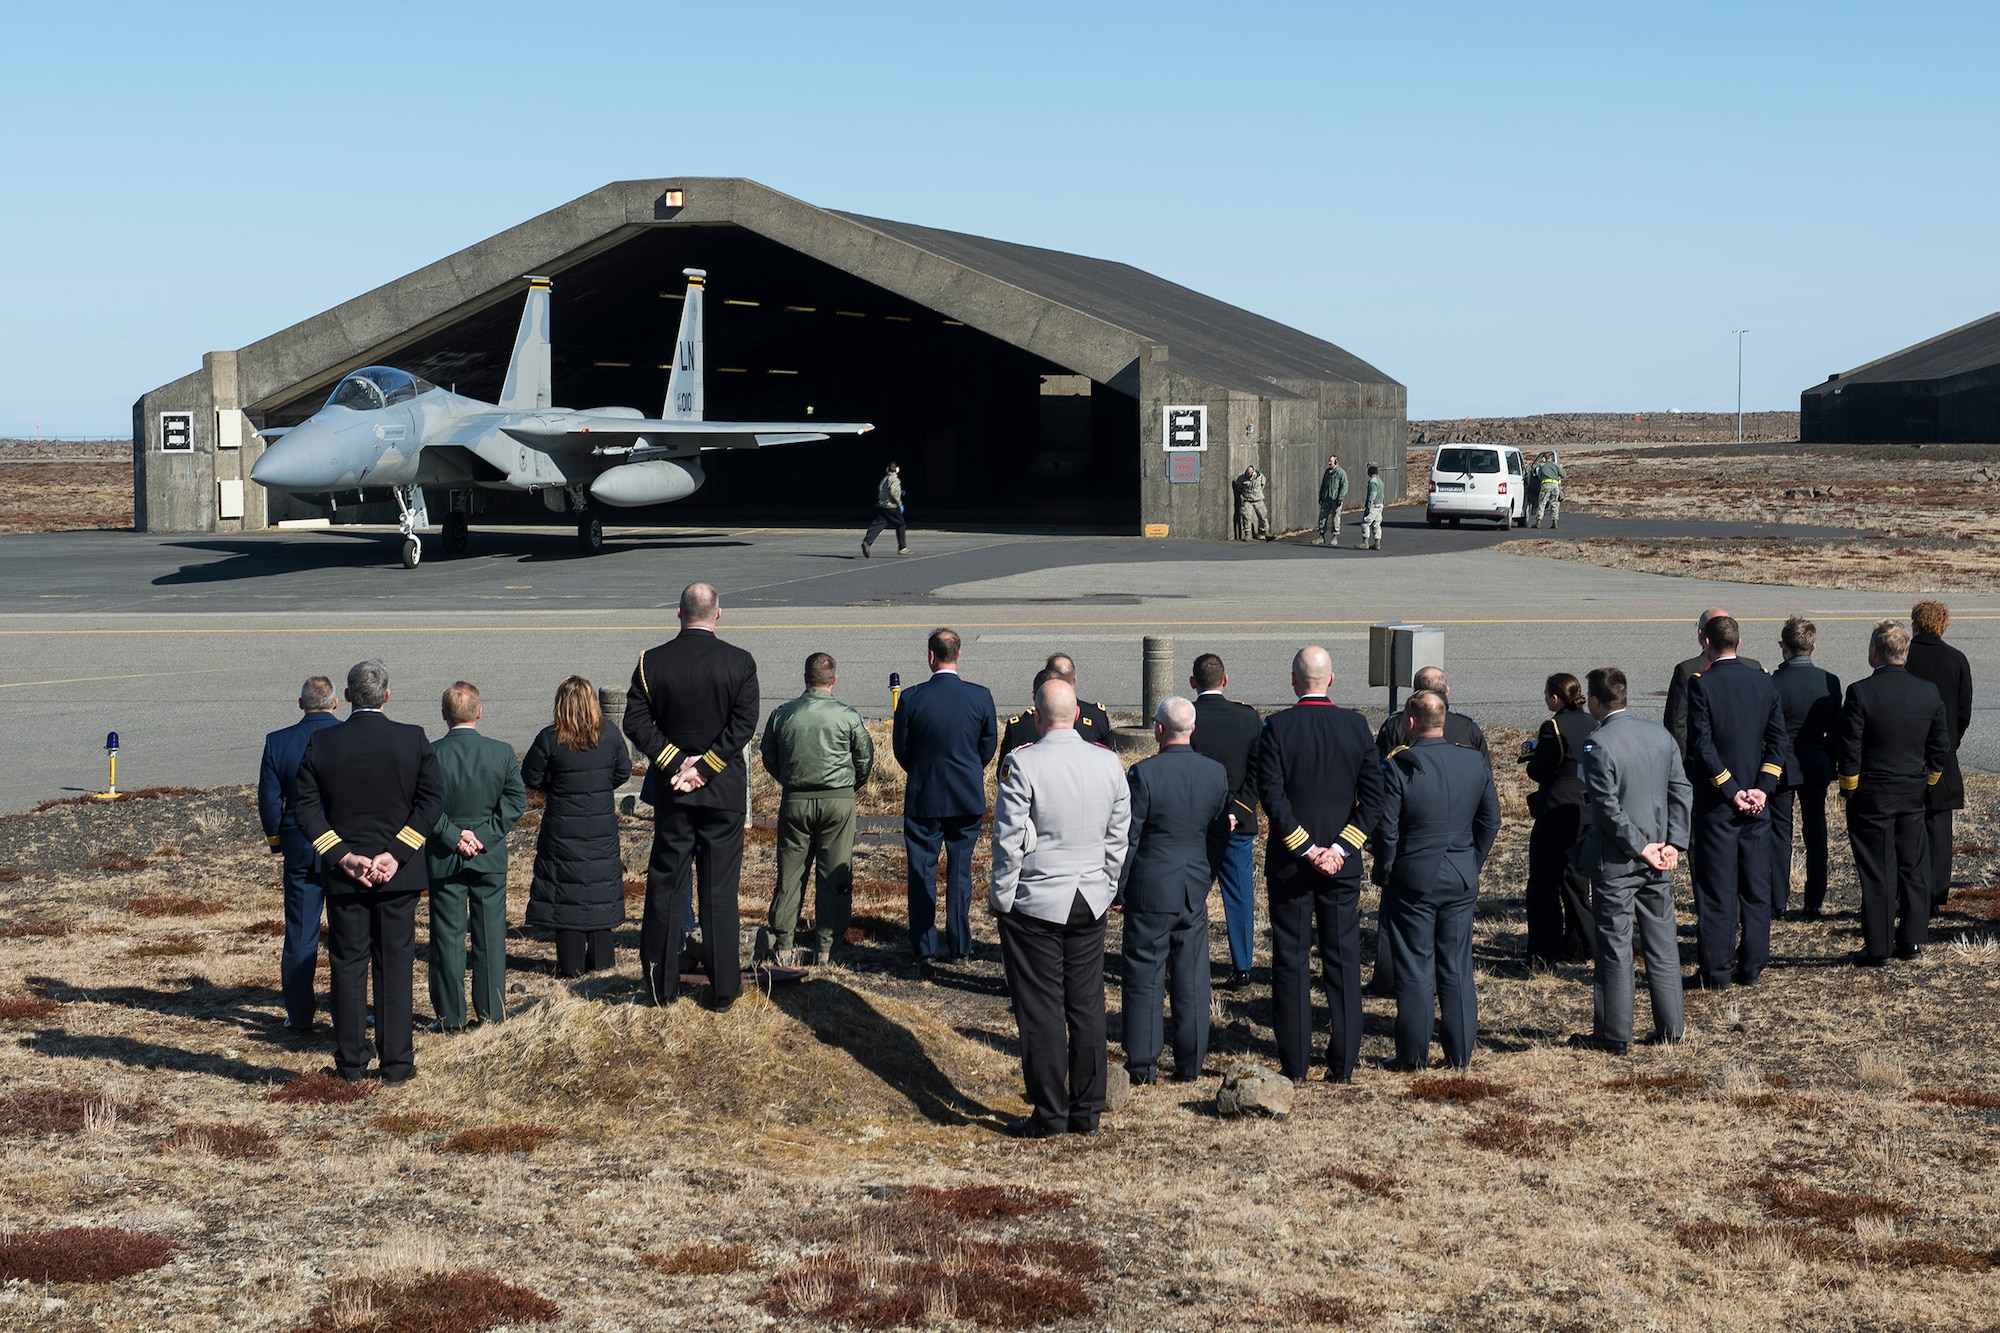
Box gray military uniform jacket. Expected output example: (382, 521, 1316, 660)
(1579, 710, 1692, 876)
(989, 728, 1132, 924)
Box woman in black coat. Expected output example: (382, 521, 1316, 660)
(1523, 672, 1598, 970)
(521, 675, 631, 977)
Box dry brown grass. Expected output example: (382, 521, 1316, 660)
(239, 919, 287, 936)
(1282, 1293, 1385, 1326)
(125, 894, 226, 917)
(0, 996, 60, 1021)
(290, 1269, 560, 1332)
(1601, 1069, 1704, 1098)
(79, 851, 151, 873)
(441, 1123, 559, 1155)
(167, 1122, 279, 1159)
(129, 933, 204, 958)
(0, 916, 72, 938)
(906, 1184, 1076, 1220)
(372, 1110, 456, 1135)
(1910, 1085, 2000, 1111)
(1462, 1111, 1579, 1157)
(0, 1227, 175, 1283)
(0, 460, 133, 533)
(1315, 1165, 1400, 1197)
(640, 1242, 756, 1275)
(1407, 1074, 1512, 1103)
(267, 1071, 376, 1105)
(1751, 1174, 1910, 1226)
(0, 1087, 156, 1135)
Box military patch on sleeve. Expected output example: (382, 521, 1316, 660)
(999, 760, 1012, 783)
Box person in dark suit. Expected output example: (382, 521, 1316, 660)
(1190, 654, 1262, 988)
(1118, 697, 1231, 1085)
(1685, 615, 1789, 989)
(525, 676, 632, 978)
(997, 654, 1113, 766)
(624, 582, 760, 1010)
(1368, 665, 1489, 996)
(1769, 618, 1842, 919)
(1254, 645, 1386, 1086)
(291, 660, 444, 1084)
(257, 675, 342, 1037)
(1569, 667, 1692, 1055)
(424, 681, 525, 1030)
(1663, 606, 1766, 758)
(1523, 672, 1597, 968)
(990, 680, 1131, 1137)
(1907, 599, 1973, 910)
(1375, 692, 1502, 1071)
(892, 627, 997, 975)
(1839, 620, 1952, 964)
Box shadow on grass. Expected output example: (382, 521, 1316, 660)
(25, 1029, 297, 1085)
(25, 973, 295, 1045)
(771, 978, 998, 1127)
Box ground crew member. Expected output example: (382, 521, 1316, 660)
(1530, 451, 1566, 528)
(760, 652, 874, 964)
(862, 461, 909, 556)
(1317, 453, 1349, 547)
(1233, 464, 1273, 541)
(1684, 614, 1790, 990)
(1838, 620, 1951, 965)
(1358, 464, 1384, 550)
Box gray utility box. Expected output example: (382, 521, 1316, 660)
(1369, 622, 1445, 689)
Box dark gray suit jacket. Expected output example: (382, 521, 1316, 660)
(1580, 710, 1692, 877)
(1117, 745, 1231, 916)
(1376, 737, 1501, 901)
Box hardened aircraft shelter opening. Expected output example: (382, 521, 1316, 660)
(135, 178, 1404, 542)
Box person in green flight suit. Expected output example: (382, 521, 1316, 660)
(761, 651, 876, 963)
(1357, 464, 1385, 550)
(425, 681, 527, 1030)
(1317, 452, 1350, 548)
(1531, 451, 1567, 528)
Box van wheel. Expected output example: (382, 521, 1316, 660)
(1448, 516, 1461, 528)
(1426, 512, 1441, 529)
(1514, 508, 1528, 528)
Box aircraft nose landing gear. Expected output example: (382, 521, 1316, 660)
(392, 485, 429, 569)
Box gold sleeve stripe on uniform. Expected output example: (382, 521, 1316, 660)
(1710, 769, 1733, 788)
(701, 750, 728, 773)
(1759, 763, 1783, 777)
(1927, 770, 1942, 786)
(395, 826, 425, 850)
(1384, 745, 1409, 760)
(636, 653, 651, 700)
(312, 830, 341, 855)
(266, 834, 281, 849)
(655, 743, 680, 770)
(1338, 824, 1367, 850)
(1281, 827, 1311, 852)
(1839, 774, 1859, 792)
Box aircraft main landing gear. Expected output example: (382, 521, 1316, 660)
(577, 511, 603, 554)
(443, 511, 470, 555)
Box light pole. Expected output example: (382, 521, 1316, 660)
(1731, 329, 1750, 443)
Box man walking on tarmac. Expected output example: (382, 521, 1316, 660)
(862, 461, 909, 557)
(1531, 452, 1567, 529)
(1357, 464, 1385, 550)
(1317, 453, 1350, 547)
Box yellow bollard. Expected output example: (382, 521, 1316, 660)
(92, 731, 121, 801)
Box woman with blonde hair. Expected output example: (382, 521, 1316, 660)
(521, 676, 631, 976)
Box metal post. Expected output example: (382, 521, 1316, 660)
(1142, 636, 1175, 724)
(1732, 328, 1750, 444)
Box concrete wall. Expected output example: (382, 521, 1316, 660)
(132, 355, 278, 535)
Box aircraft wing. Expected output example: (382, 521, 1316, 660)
(502, 417, 872, 451)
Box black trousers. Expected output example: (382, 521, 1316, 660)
(1269, 873, 1362, 1083)
(863, 506, 907, 550)
(997, 893, 1107, 1134)
(1119, 904, 1210, 1081)
(1383, 881, 1478, 1069)
(554, 929, 615, 977)
(1769, 783, 1830, 916)
(1847, 787, 1929, 957)
(325, 888, 418, 1080)
(642, 803, 745, 1000)
(1926, 807, 1955, 908)
(1690, 801, 1772, 986)
(1525, 803, 1592, 966)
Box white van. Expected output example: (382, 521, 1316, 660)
(1426, 443, 1526, 528)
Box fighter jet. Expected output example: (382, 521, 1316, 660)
(248, 269, 872, 567)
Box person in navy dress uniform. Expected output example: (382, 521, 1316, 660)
(257, 675, 342, 1036)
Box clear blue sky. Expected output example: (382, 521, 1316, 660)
(4, 1, 1995, 435)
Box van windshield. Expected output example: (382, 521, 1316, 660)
(1435, 448, 1500, 475)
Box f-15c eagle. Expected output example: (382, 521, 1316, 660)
(248, 268, 872, 568)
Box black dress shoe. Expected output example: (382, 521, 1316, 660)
(1638, 1031, 1683, 1047)
(427, 1020, 466, 1034)
(1732, 971, 1762, 987)
(381, 1070, 415, 1088)
(1218, 969, 1250, 990)
(1848, 950, 1890, 968)
(1893, 943, 1923, 960)
(1687, 973, 1732, 992)
(1567, 1033, 1628, 1056)
(1362, 980, 1395, 999)
(1003, 1117, 1058, 1139)
(699, 993, 737, 1013)
(322, 1065, 364, 1085)
(1375, 1058, 1423, 1073)
(1068, 1121, 1101, 1136)
(918, 960, 939, 982)
(1127, 1068, 1157, 1086)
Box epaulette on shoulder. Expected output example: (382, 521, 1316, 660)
(1006, 714, 1022, 725)
(1384, 743, 1410, 760)
(1079, 715, 1095, 728)
(1388, 744, 1423, 773)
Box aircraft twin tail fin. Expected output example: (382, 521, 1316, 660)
(498, 276, 553, 411)
(663, 268, 704, 422)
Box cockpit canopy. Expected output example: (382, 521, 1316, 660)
(324, 366, 436, 412)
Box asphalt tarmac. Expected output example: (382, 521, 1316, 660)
(3, 510, 1992, 814)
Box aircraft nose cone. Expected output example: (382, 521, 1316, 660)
(249, 422, 338, 490)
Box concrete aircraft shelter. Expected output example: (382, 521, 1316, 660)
(133, 178, 1405, 541)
